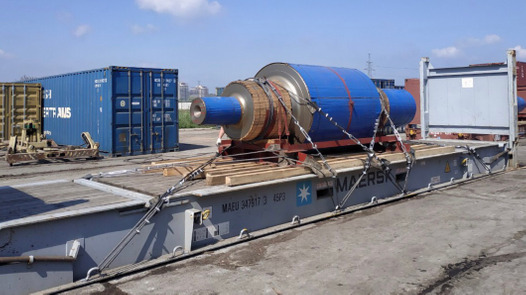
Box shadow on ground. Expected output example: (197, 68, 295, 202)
(178, 143, 212, 151)
(0, 186, 88, 222)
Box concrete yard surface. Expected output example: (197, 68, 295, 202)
(66, 166, 526, 294)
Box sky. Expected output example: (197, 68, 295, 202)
(1, 0, 525, 90)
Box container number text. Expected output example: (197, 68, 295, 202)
(273, 192, 286, 202)
(221, 194, 270, 213)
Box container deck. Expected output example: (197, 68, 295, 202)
(0, 139, 511, 294)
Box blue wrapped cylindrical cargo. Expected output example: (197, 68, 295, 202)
(256, 63, 415, 142)
(190, 96, 242, 125)
(381, 88, 417, 126)
(27, 66, 178, 156)
(284, 64, 383, 141)
(191, 63, 416, 143)
(518, 96, 526, 113)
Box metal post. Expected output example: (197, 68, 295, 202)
(420, 57, 430, 139)
(507, 49, 518, 168)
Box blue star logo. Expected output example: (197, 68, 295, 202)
(296, 181, 312, 206)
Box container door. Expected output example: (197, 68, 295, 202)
(113, 69, 177, 155)
(145, 71, 178, 153)
(113, 70, 146, 155)
(11, 84, 42, 138)
(0, 84, 42, 141)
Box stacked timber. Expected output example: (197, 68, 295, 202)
(144, 144, 455, 187)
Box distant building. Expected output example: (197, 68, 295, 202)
(371, 78, 394, 89)
(196, 85, 209, 97)
(190, 84, 209, 98)
(179, 82, 189, 101)
(371, 78, 404, 90)
(216, 87, 225, 96)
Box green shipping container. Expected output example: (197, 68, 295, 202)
(0, 83, 42, 141)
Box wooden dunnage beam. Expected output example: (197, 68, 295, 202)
(206, 165, 278, 186)
(163, 166, 205, 178)
(206, 162, 260, 171)
(225, 167, 312, 187)
(414, 146, 456, 158)
(150, 156, 212, 166)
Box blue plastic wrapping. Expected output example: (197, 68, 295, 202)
(194, 96, 242, 125)
(289, 64, 382, 141)
(518, 96, 526, 113)
(381, 89, 416, 126)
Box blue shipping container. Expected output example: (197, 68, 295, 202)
(28, 66, 178, 156)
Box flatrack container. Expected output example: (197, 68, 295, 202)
(27, 67, 179, 156)
(0, 83, 42, 141)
